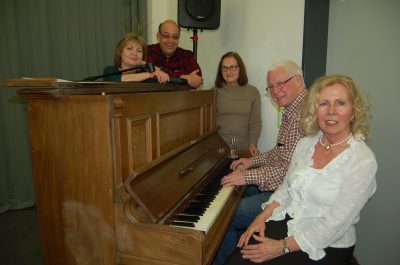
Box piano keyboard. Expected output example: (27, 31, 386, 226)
(170, 161, 235, 232)
(193, 186, 234, 231)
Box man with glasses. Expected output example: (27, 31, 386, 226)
(212, 60, 308, 265)
(147, 19, 203, 88)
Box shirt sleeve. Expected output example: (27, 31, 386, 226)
(103, 66, 121, 81)
(244, 157, 287, 191)
(182, 51, 202, 76)
(260, 140, 303, 218)
(244, 121, 302, 191)
(294, 152, 377, 260)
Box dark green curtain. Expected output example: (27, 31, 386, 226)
(0, 0, 147, 213)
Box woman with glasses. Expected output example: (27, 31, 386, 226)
(103, 32, 169, 82)
(212, 51, 262, 156)
(226, 75, 377, 265)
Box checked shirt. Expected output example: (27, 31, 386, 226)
(147, 44, 202, 78)
(244, 89, 308, 191)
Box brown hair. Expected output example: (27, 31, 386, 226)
(113, 33, 147, 67)
(215, 52, 248, 88)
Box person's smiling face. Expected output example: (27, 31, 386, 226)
(156, 21, 180, 58)
(316, 83, 354, 141)
(120, 41, 144, 69)
(267, 67, 302, 107)
(221, 57, 240, 86)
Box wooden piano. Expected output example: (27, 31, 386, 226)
(7, 79, 245, 265)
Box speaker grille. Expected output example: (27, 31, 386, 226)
(185, 0, 215, 21)
(178, 0, 221, 29)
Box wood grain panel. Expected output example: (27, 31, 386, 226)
(157, 106, 202, 156)
(13, 83, 222, 265)
(27, 95, 115, 265)
(114, 90, 215, 184)
(126, 114, 152, 171)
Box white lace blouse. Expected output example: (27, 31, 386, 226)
(262, 132, 377, 260)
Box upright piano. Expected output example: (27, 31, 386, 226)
(7, 79, 245, 265)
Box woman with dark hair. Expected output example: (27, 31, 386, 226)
(103, 32, 168, 82)
(212, 52, 262, 156)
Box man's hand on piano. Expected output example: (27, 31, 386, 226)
(220, 171, 246, 188)
(230, 158, 254, 171)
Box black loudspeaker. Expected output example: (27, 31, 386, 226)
(178, 0, 221, 30)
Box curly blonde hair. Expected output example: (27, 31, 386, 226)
(301, 75, 371, 140)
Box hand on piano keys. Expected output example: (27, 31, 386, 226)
(220, 169, 246, 188)
(233, 164, 245, 172)
(230, 157, 254, 171)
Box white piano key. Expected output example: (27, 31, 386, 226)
(194, 186, 234, 232)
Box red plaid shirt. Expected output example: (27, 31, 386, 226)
(244, 89, 308, 191)
(147, 44, 202, 78)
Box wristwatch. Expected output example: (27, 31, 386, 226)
(282, 237, 290, 254)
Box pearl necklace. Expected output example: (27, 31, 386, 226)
(319, 133, 352, 151)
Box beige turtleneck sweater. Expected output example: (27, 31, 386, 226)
(213, 84, 262, 149)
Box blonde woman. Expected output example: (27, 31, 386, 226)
(227, 75, 377, 265)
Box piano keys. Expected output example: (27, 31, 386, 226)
(169, 159, 235, 232)
(12, 80, 245, 265)
(173, 186, 235, 232)
(122, 130, 244, 265)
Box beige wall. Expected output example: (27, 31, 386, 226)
(147, 0, 305, 152)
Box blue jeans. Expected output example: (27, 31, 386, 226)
(212, 186, 273, 265)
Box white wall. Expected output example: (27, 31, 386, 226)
(147, 0, 305, 152)
(326, 0, 400, 264)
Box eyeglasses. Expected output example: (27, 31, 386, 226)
(221, 65, 239, 72)
(266, 75, 296, 92)
(159, 32, 180, 40)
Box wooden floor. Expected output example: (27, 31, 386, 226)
(0, 207, 43, 265)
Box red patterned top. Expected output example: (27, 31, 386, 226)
(147, 44, 202, 78)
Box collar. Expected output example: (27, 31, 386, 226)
(282, 88, 308, 119)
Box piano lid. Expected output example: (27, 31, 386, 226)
(124, 130, 228, 224)
(3, 78, 190, 99)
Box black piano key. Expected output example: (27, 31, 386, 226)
(176, 215, 200, 222)
(185, 204, 205, 211)
(200, 188, 219, 197)
(170, 159, 236, 227)
(189, 201, 209, 208)
(194, 193, 216, 203)
(193, 193, 215, 199)
(171, 221, 195, 227)
(182, 207, 205, 215)
(196, 193, 216, 199)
